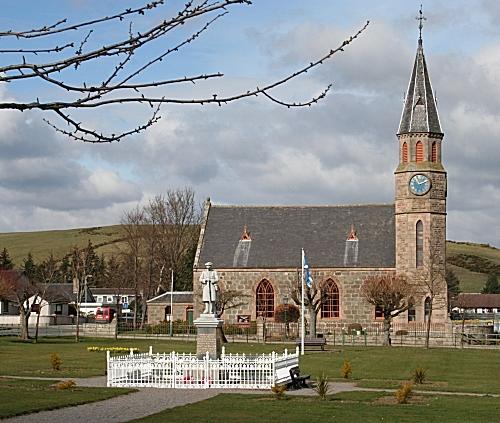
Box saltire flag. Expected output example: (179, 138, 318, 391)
(303, 251, 313, 288)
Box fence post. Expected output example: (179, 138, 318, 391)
(149, 345, 153, 355)
(205, 351, 210, 389)
(106, 350, 111, 387)
(271, 351, 276, 386)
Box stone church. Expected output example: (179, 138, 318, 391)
(192, 29, 449, 330)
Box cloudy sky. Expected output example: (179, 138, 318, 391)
(0, 0, 499, 247)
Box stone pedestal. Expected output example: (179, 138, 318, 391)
(194, 314, 224, 359)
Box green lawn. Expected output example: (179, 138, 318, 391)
(300, 346, 500, 394)
(0, 378, 134, 418)
(1, 337, 500, 395)
(132, 391, 500, 423)
(0, 337, 285, 378)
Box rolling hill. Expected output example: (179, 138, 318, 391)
(0, 226, 498, 293)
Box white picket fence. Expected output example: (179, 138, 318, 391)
(107, 346, 299, 389)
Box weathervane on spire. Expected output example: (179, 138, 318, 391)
(416, 5, 427, 42)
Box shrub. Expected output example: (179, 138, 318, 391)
(271, 384, 287, 400)
(55, 380, 76, 390)
(340, 359, 352, 379)
(87, 346, 139, 353)
(50, 353, 62, 371)
(274, 304, 300, 323)
(412, 367, 426, 384)
(314, 372, 329, 400)
(395, 381, 413, 404)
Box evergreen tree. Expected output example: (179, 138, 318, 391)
(22, 253, 39, 283)
(446, 269, 461, 297)
(0, 248, 14, 270)
(482, 273, 500, 294)
(59, 255, 72, 284)
(446, 269, 461, 312)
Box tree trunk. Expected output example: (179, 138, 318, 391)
(115, 297, 121, 340)
(307, 306, 317, 338)
(133, 293, 138, 328)
(75, 302, 80, 342)
(34, 311, 41, 343)
(425, 298, 433, 349)
(382, 315, 392, 346)
(140, 298, 147, 329)
(19, 307, 30, 341)
(461, 311, 466, 348)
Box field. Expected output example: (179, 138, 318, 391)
(0, 225, 126, 264)
(1, 336, 500, 421)
(1, 225, 499, 292)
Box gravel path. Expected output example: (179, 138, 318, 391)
(5, 387, 225, 423)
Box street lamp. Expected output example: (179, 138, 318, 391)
(283, 294, 289, 339)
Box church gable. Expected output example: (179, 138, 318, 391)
(197, 204, 396, 269)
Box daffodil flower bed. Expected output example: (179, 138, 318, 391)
(87, 346, 140, 353)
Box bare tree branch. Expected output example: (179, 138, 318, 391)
(0, 1, 369, 143)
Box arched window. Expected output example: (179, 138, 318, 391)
(424, 297, 432, 321)
(321, 279, 340, 318)
(256, 279, 274, 318)
(402, 142, 409, 163)
(408, 298, 416, 322)
(416, 141, 424, 162)
(431, 142, 437, 162)
(164, 305, 172, 321)
(416, 220, 424, 267)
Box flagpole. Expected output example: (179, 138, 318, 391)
(301, 248, 305, 356)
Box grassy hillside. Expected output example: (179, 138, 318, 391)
(0, 226, 498, 293)
(446, 241, 500, 293)
(0, 225, 126, 265)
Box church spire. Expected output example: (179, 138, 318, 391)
(398, 7, 442, 135)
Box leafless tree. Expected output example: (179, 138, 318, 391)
(413, 250, 447, 349)
(147, 188, 200, 286)
(0, 1, 369, 143)
(216, 288, 248, 319)
(362, 274, 415, 346)
(291, 271, 323, 337)
(70, 244, 94, 342)
(32, 254, 59, 343)
(120, 206, 146, 327)
(0, 270, 36, 340)
(106, 254, 134, 339)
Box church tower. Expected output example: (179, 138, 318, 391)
(395, 9, 448, 321)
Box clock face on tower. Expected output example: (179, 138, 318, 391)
(409, 174, 431, 196)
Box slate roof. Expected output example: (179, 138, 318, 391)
(38, 283, 76, 303)
(147, 292, 193, 304)
(197, 204, 396, 269)
(398, 38, 442, 135)
(452, 294, 500, 309)
(92, 288, 136, 296)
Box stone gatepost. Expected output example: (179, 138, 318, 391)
(194, 314, 224, 359)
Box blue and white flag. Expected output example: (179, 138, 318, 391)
(303, 251, 313, 288)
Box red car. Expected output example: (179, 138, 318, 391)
(95, 307, 115, 323)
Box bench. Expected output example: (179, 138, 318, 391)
(295, 337, 327, 351)
(288, 366, 310, 389)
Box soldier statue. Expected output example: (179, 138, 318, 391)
(199, 262, 218, 315)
